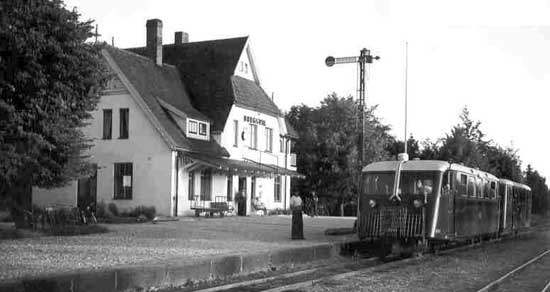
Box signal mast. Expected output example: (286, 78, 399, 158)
(325, 49, 380, 169)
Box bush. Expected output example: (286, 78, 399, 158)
(48, 224, 108, 236)
(122, 205, 156, 220)
(268, 208, 291, 215)
(95, 201, 108, 219)
(107, 203, 119, 217)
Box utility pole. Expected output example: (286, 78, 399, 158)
(325, 49, 380, 169)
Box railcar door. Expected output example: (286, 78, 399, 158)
(507, 185, 514, 231)
(454, 172, 469, 237)
(498, 183, 506, 233)
(433, 170, 452, 239)
(445, 171, 455, 237)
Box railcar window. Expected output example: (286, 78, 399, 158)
(490, 181, 497, 199)
(476, 177, 482, 198)
(363, 173, 395, 195)
(459, 174, 468, 196)
(467, 176, 475, 197)
(398, 171, 438, 197)
(441, 171, 450, 196)
(483, 179, 491, 199)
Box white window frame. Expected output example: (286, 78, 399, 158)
(265, 127, 273, 152)
(188, 120, 198, 134)
(249, 124, 257, 149)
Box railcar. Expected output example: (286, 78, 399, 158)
(357, 158, 532, 252)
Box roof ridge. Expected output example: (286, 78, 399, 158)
(106, 45, 175, 68)
(165, 36, 249, 47)
(126, 36, 249, 51)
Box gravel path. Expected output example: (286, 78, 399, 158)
(0, 215, 355, 281)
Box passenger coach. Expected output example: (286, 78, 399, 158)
(358, 158, 531, 250)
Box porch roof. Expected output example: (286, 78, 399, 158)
(185, 153, 303, 178)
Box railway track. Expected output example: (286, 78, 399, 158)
(476, 249, 550, 292)
(178, 237, 504, 292)
(163, 220, 549, 292)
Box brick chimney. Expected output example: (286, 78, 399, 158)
(146, 19, 163, 65)
(174, 31, 189, 45)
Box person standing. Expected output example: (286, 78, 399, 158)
(290, 193, 304, 240)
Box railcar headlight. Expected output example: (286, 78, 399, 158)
(413, 199, 424, 208)
(368, 199, 377, 208)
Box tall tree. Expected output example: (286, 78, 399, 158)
(0, 0, 107, 226)
(287, 94, 393, 215)
(385, 134, 421, 160)
(525, 165, 550, 215)
(438, 107, 490, 169)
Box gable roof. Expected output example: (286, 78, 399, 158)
(102, 46, 228, 157)
(127, 36, 283, 131)
(231, 75, 282, 116)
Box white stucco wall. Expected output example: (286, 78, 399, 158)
(218, 105, 294, 212)
(33, 87, 174, 216)
(86, 92, 173, 215)
(233, 45, 255, 81)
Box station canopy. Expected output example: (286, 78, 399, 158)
(183, 153, 303, 178)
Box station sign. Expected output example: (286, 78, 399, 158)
(243, 115, 266, 126)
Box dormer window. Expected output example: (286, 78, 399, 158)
(199, 122, 207, 136)
(187, 118, 209, 141)
(188, 120, 198, 134)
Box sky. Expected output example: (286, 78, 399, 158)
(65, 0, 550, 179)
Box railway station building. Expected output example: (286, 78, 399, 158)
(33, 19, 300, 216)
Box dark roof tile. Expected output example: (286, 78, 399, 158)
(231, 75, 282, 117)
(103, 46, 228, 157)
(127, 36, 284, 131)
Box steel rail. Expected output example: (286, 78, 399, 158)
(476, 249, 550, 292)
(186, 227, 542, 292)
(541, 279, 550, 292)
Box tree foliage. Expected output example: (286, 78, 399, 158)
(525, 165, 550, 215)
(286, 94, 392, 215)
(0, 0, 107, 209)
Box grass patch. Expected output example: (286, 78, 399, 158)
(47, 224, 109, 236)
(0, 223, 108, 239)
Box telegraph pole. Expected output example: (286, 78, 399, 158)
(325, 49, 380, 169)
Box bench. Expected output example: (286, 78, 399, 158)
(191, 196, 231, 217)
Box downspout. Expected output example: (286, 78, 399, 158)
(175, 152, 179, 217)
(284, 136, 289, 210)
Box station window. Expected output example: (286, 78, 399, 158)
(233, 120, 238, 147)
(114, 162, 132, 200)
(200, 170, 212, 201)
(119, 108, 129, 139)
(265, 127, 273, 152)
(279, 137, 285, 153)
(188, 171, 195, 200)
(274, 176, 281, 202)
(102, 109, 112, 139)
(249, 124, 258, 149)
(227, 175, 233, 201)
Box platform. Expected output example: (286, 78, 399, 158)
(0, 215, 357, 291)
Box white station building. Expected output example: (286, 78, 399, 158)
(33, 19, 300, 216)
